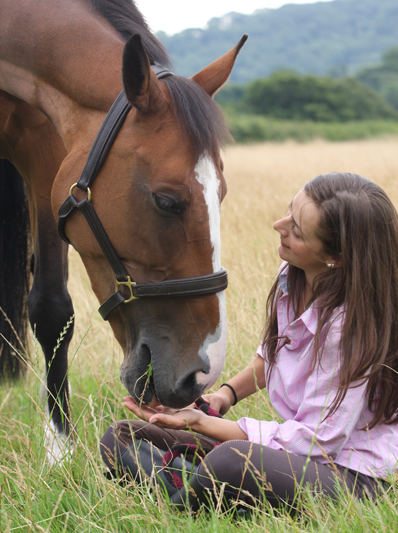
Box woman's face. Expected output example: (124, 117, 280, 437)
(273, 189, 331, 284)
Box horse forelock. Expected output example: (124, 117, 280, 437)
(164, 76, 231, 160)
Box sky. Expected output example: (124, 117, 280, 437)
(135, 0, 334, 35)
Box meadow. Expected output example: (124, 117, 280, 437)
(1, 137, 398, 531)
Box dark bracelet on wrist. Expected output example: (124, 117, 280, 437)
(220, 383, 238, 406)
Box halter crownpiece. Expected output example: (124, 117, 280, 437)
(57, 65, 228, 321)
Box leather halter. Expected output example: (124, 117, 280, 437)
(57, 65, 228, 321)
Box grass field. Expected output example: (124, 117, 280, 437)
(226, 114, 398, 144)
(1, 138, 398, 531)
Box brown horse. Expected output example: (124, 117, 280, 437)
(0, 0, 246, 454)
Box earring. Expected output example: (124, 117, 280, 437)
(327, 263, 335, 268)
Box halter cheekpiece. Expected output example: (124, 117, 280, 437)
(57, 65, 228, 320)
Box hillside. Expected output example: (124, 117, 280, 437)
(157, 0, 398, 83)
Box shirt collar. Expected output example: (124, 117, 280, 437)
(279, 271, 288, 294)
(279, 265, 317, 335)
(299, 305, 318, 335)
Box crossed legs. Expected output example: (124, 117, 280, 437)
(100, 420, 385, 511)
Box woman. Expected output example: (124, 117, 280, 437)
(100, 172, 398, 511)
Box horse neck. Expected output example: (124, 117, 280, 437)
(0, 0, 126, 150)
(0, 90, 64, 168)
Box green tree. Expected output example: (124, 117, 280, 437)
(357, 47, 398, 110)
(383, 48, 398, 73)
(243, 71, 398, 121)
(215, 83, 246, 108)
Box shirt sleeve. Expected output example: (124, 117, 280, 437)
(238, 324, 368, 461)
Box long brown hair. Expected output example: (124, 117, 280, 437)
(263, 172, 398, 428)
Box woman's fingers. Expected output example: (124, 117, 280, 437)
(122, 396, 204, 431)
(200, 393, 226, 413)
(123, 396, 201, 430)
(123, 396, 180, 423)
(123, 397, 162, 420)
(149, 409, 199, 429)
(123, 398, 148, 419)
(146, 412, 184, 429)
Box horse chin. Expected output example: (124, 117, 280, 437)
(146, 395, 162, 409)
(131, 385, 156, 406)
(122, 376, 156, 405)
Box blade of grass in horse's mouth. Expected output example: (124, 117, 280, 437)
(143, 361, 156, 401)
(145, 361, 153, 385)
(138, 345, 158, 406)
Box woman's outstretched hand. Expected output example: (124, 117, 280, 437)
(123, 396, 205, 431)
(123, 395, 248, 442)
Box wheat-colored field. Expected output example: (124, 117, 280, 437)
(3, 138, 398, 531)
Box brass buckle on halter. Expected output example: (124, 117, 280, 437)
(69, 183, 92, 202)
(116, 276, 137, 303)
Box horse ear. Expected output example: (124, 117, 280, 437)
(191, 35, 248, 97)
(122, 34, 164, 113)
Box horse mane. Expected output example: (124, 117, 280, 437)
(90, 0, 230, 157)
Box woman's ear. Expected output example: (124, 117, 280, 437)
(325, 255, 342, 269)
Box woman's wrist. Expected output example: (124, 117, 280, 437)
(195, 414, 247, 442)
(220, 383, 238, 406)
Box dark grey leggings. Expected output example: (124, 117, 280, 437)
(100, 420, 387, 509)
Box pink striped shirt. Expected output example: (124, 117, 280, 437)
(237, 267, 398, 478)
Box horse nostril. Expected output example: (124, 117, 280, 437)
(173, 371, 204, 406)
(176, 372, 196, 393)
(120, 343, 155, 404)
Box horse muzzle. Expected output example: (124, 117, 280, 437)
(119, 341, 210, 408)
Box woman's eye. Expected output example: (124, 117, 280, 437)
(291, 222, 299, 237)
(153, 194, 183, 214)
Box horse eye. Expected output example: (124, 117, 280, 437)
(152, 193, 183, 214)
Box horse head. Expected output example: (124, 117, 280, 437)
(52, 33, 247, 408)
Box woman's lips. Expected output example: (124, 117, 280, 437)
(281, 241, 290, 249)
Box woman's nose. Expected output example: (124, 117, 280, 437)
(273, 217, 288, 235)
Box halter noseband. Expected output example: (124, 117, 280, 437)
(57, 66, 228, 321)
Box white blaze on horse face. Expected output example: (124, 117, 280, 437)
(194, 154, 227, 389)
